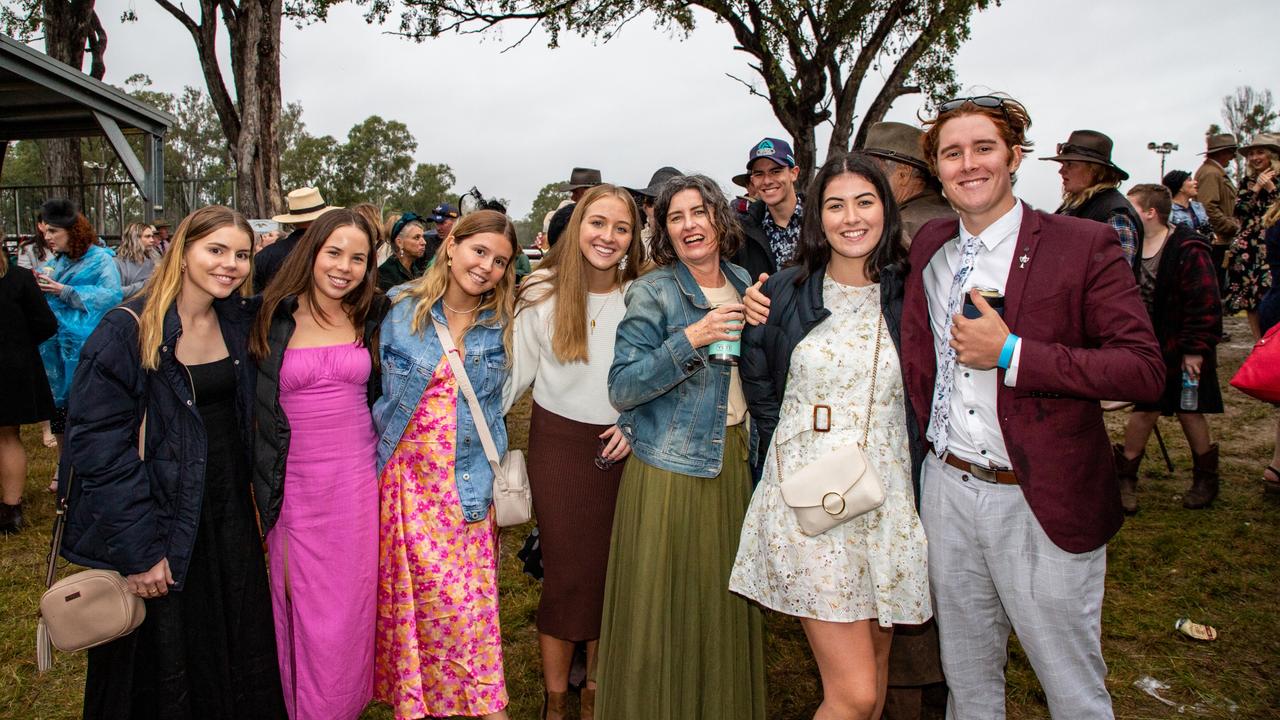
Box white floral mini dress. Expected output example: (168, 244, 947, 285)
(730, 276, 932, 626)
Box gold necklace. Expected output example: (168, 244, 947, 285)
(832, 277, 878, 315)
(588, 290, 617, 334)
(443, 298, 481, 314)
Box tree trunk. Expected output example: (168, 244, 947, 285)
(228, 0, 283, 218)
(161, 0, 284, 219)
(42, 0, 100, 199)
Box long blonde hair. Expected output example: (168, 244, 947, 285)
(1060, 164, 1123, 211)
(137, 206, 254, 370)
(1249, 150, 1280, 228)
(117, 222, 154, 264)
(395, 209, 519, 354)
(517, 185, 641, 363)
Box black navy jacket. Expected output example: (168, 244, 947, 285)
(60, 294, 258, 590)
(739, 262, 926, 501)
(252, 293, 389, 533)
(732, 199, 778, 282)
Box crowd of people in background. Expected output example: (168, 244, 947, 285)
(1, 91, 1278, 720)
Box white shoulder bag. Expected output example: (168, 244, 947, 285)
(776, 311, 887, 536)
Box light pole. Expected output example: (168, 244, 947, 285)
(1147, 141, 1178, 177)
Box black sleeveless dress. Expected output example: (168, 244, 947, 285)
(84, 357, 285, 720)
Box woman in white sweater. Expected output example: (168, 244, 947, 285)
(504, 184, 643, 720)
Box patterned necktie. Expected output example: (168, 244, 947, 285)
(927, 232, 983, 453)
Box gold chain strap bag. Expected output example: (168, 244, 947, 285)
(776, 311, 887, 537)
(432, 317, 532, 527)
(37, 307, 147, 670)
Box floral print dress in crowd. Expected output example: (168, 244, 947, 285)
(730, 277, 931, 626)
(374, 356, 507, 719)
(1224, 180, 1276, 315)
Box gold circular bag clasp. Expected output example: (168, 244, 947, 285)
(822, 492, 846, 516)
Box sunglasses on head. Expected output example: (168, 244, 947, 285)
(938, 95, 1017, 126)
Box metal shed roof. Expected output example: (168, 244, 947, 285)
(0, 32, 174, 220)
(0, 32, 175, 140)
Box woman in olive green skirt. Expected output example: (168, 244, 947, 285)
(599, 174, 766, 719)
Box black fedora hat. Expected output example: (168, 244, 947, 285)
(628, 166, 683, 198)
(1041, 130, 1128, 181)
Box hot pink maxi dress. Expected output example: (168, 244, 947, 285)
(266, 343, 378, 720)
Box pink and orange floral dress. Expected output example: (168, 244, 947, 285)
(374, 357, 507, 719)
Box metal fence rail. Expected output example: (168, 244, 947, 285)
(0, 177, 236, 239)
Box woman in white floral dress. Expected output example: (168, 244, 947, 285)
(733, 153, 931, 719)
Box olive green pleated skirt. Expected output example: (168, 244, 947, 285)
(595, 424, 766, 720)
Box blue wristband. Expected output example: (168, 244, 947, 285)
(997, 334, 1019, 370)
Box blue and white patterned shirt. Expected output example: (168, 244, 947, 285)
(762, 197, 804, 268)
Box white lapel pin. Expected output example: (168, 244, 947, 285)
(1018, 252, 1030, 269)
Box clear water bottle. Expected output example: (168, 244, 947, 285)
(1180, 370, 1199, 411)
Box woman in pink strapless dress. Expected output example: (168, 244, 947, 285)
(250, 209, 390, 720)
(269, 342, 378, 718)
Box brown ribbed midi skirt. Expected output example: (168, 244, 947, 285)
(527, 401, 625, 641)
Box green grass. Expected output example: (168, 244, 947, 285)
(3, 315, 1277, 719)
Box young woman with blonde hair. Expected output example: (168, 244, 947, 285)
(372, 209, 519, 720)
(1226, 135, 1280, 340)
(115, 221, 160, 297)
(59, 205, 285, 719)
(504, 184, 642, 719)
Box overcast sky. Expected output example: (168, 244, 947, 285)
(76, 0, 1280, 218)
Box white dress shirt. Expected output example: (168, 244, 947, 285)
(923, 200, 1025, 468)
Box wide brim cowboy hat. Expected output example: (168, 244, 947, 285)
(1240, 133, 1280, 156)
(628, 166, 683, 198)
(1199, 133, 1239, 156)
(272, 187, 339, 224)
(860, 121, 932, 174)
(556, 167, 604, 192)
(1041, 129, 1128, 181)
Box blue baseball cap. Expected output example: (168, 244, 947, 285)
(431, 202, 460, 223)
(745, 137, 796, 170)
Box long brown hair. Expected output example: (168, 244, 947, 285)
(250, 209, 378, 361)
(517, 184, 641, 363)
(396, 209, 519, 355)
(137, 206, 254, 370)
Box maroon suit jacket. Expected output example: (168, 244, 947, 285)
(901, 203, 1164, 553)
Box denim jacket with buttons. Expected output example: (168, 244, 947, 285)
(373, 292, 508, 523)
(608, 259, 757, 478)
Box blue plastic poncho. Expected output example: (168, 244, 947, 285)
(38, 244, 123, 406)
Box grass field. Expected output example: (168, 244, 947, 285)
(2, 315, 1277, 719)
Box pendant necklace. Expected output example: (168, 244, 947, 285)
(589, 290, 616, 334)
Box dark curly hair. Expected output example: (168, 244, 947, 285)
(63, 215, 96, 259)
(793, 153, 906, 285)
(649, 174, 744, 267)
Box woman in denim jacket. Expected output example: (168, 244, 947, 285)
(596, 174, 766, 720)
(371, 210, 518, 720)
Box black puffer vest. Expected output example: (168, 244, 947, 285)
(1060, 187, 1145, 277)
(251, 293, 389, 533)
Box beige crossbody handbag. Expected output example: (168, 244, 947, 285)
(37, 307, 147, 671)
(776, 311, 887, 537)
(432, 317, 532, 528)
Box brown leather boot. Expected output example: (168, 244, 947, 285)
(1113, 444, 1142, 515)
(542, 689, 568, 720)
(1183, 443, 1220, 509)
(580, 686, 595, 720)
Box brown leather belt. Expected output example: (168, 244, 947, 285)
(939, 451, 1019, 485)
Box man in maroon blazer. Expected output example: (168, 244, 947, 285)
(903, 97, 1163, 719)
